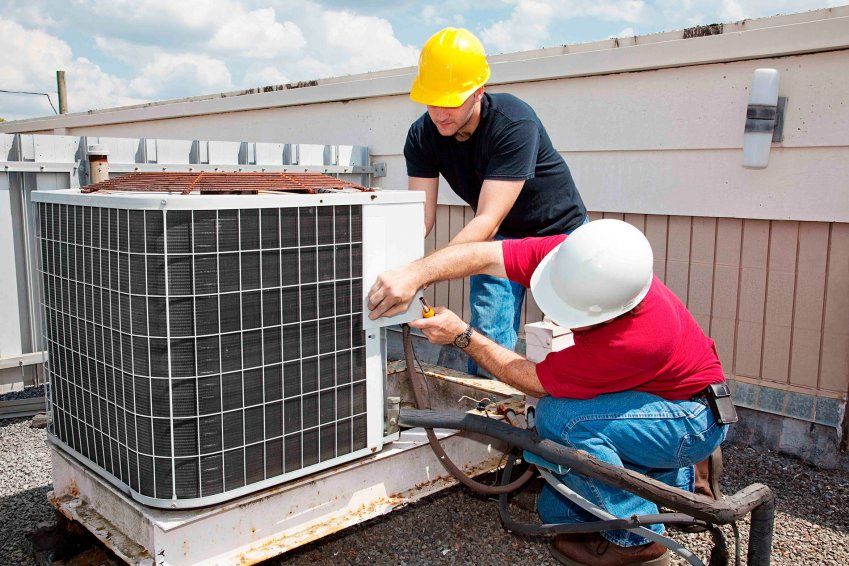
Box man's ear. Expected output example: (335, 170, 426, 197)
(474, 86, 485, 102)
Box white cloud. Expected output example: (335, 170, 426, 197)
(76, 0, 237, 33)
(94, 36, 164, 64)
(421, 4, 465, 26)
(613, 26, 637, 37)
(208, 7, 305, 58)
(0, 18, 142, 120)
(319, 10, 419, 75)
(481, 0, 648, 53)
(482, 0, 555, 53)
(129, 53, 233, 99)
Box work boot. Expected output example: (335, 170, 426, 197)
(694, 447, 723, 500)
(674, 447, 724, 533)
(549, 533, 670, 566)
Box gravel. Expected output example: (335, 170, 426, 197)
(1, 418, 847, 565)
(0, 384, 45, 402)
(0, 417, 54, 565)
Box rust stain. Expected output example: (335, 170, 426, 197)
(237, 495, 406, 565)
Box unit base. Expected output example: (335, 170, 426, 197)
(49, 426, 506, 565)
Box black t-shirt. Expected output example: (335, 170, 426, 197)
(404, 92, 586, 237)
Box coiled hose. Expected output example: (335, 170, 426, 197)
(402, 324, 535, 495)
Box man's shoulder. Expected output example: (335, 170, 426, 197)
(488, 93, 537, 124)
(408, 111, 433, 136)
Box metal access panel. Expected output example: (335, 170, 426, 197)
(33, 189, 424, 508)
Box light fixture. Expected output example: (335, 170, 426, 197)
(743, 68, 786, 169)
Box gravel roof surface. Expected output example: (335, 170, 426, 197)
(0, 384, 45, 401)
(2, 415, 847, 565)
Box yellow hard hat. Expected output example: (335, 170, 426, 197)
(410, 28, 491, 108)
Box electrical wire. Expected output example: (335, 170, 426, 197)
(0, 89, 58, 114)
(408, 327, 432, 402)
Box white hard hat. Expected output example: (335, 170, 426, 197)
(530, 219, 654, 329)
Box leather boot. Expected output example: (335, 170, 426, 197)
(550, 532, 670, 566)
(694, 447, 723, 500)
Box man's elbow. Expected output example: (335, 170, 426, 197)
(474, 214, 502, 241)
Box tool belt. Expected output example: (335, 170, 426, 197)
(691, 382, 738, 425)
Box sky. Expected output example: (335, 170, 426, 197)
(0, 0, 841, 121)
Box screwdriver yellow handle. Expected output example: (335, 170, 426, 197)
(419, 297, 436, 318)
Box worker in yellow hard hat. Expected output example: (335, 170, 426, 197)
(401, 28, 588, 377)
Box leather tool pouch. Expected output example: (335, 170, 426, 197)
(705, 382, 738, 424)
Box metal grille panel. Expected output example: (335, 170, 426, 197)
(38, 201, 366, 502)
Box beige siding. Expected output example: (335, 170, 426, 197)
(433, 204, 848, 399)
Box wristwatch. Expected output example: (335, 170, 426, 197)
(453, 324, 473, 349)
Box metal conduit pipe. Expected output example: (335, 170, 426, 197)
(400, 408, 775, 565)
(402, 324, 535, 495)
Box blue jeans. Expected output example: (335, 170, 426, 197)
(535, 391, 728, 547)
(468, 217, 588, 376)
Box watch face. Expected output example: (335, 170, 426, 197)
(454, 333, 471, 349)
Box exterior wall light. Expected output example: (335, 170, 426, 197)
(743, 68, 787, 169)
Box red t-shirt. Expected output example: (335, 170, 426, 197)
(503, 235, 726, 401)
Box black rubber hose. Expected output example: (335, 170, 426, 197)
(400, 407, 775, 528)
(402, 324, 535, 495)
(747, 497, 775, 566)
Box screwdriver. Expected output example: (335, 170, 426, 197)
(419, 296, 435, 318)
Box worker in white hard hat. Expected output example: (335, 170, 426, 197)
(368, 220, 732, 566)
(404, 27, 587, 378)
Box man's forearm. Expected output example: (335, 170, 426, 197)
(449, 215, 499, 246)
(465, 332, 547, 397)
(411, 241, 504, 288)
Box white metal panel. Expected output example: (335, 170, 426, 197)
(298, 144, 325, 165)
(154, 139, 193, 163)
(207, 141, 241, 164)
(33, 135, 80, 162)
(254, 142, 284, 165)
(0, 134, 14, 159)
(361, 198, 426, 330)
(0, 172, 23, 357)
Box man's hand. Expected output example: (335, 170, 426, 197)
(367, 266, 423, 320)
(409, 307, 467, 345)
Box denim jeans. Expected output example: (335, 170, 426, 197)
(467, 217, 589, 376)
(535, 391, 728, 547)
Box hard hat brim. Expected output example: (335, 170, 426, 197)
(409, 79, 483, 108)
(529, 243, 652, 330)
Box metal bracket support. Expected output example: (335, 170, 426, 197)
(773, 96, 787, 142)
(744, 96, 787, 142)
(371, 162, 387, 178)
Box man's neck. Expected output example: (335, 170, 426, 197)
(454, 98, 483, 142)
